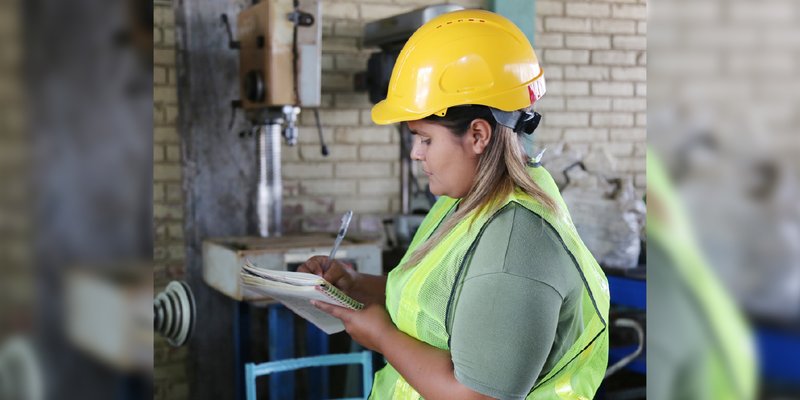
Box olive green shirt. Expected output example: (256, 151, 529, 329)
(446, 203, 585, 399)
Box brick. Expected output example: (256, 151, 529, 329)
(566, 97, 611, 111)
(296, 126, 333, 144)
(321, 72, 353, 91)
(154, 7, 174, 28)
(154, 204, 183, 220)
(283, 163, 333, 179)
(154, 146, 164, 162)
(299, 109, 359, 126)
(153, 183, 165, 201)
(536, 33, 564, 49)
(167, 223, 184, 239)
(592, 82, 634, 96)
(284, 197, 335, 214)
(360, 4, 414, 20)
(635, 83, 647, 96)
(613, 35, 646, 50)
(544, 49, 590, 64)
(334, 196, 389, 213)
(324, 2, 359, 19)
(538, 1, 564, 16)
(153, 27, 162, 45)
(321, 54, 334, 71)
(547, 81, 590, 96)
(634, 142, 646, 156)
(334, 93, 371, 108)
(611, 67, 646, 81)
(168, 68, 177, 85)
(154, 67, 167, 84)
(154, 86, 177, 103)
(335, 126, 394, 144)
(335, 162, 392, 178)
(154, 49, 176, 66)
(592, 113, 635, 127)
(564, 66, 610, 80)
(166, 145, 181, 161)
(612, 98, 646, 112)
(593, 142, 634, 156)
(566, 3, 610, 18)
(592, 50, 638, 65)
(163, 28, 175, 46)
(300, 179, 357, 196)
(637, 21, 647, 35)
(542, 112, 590, 127)
(300, 144, 356, 161)
(565, 35, 611, 49)
(636, 113, 646, 127)
(333, 20, 364, 37)
(335, 54, 369, 72)
(154, 164, 181, 181)
(638, 51, 647, 66)
(612, 4, 647, 19)
(592, 19, 636, 34)
(321, 37, 360, 54)
(154, 127, 180, 143)
(610, 128, 646, 141)
(545, 18, 592, 33)
(563, 128, 608, 142)
(166, 184, 183, 202)
(359, 144, 398, 161)
(165, 106, 179, 124)
(535, 96, 565, 112)
(544, 65, 563, 80)
(358, 179, 399, 195)
(615, 157, 646, 172)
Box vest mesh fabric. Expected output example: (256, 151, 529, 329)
(370, 166, 610, 400)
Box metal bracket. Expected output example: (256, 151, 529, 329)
(286, 10, 314, 27)
(220, 14, 241, 49)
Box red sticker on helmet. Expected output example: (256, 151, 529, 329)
(528, 85, 536, 104)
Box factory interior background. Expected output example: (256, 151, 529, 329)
(1, 0, 799, 398)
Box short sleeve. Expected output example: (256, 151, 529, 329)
(448, 204, 581, 399)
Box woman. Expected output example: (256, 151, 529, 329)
(300, 9, 609, 400)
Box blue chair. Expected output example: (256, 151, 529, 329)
(245, 351, 373, 400)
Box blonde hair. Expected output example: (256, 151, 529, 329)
(402, 106, 559, 268)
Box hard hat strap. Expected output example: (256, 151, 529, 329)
(489, 108, 542, 135)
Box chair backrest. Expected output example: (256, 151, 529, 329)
(245, 351, 373, 400)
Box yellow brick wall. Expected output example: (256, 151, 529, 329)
(153, 0, 188, 398)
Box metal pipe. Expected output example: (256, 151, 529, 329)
(257, 122, 283, 237)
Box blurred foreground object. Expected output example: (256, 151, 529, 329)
(0, 336, 45, 400)
(542, 144, 645, 269)
(154, 281, 196, 347)
(65, 267, 154, 372)
(647, 150, 757, 400)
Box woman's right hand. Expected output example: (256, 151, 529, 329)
(297, 255, 360, 295)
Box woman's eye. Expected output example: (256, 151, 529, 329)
(421, 138, 431, 145)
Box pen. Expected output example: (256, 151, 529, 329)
(325, 210, 353, 271)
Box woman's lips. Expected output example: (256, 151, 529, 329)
(422, 169, 432, 176)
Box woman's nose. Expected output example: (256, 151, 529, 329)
(410, 140, 424, 161)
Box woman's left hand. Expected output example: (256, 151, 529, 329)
(313, 301, 396, 353)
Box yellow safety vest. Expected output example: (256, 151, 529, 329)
(370, 165, 610, 399)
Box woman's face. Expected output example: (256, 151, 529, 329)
(407, 119, 480, 198)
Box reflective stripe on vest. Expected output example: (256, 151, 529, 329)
(370, 166, 610, 400)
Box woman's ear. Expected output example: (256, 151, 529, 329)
(469, 118, 493, 155)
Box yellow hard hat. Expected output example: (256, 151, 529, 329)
(371, 9, 546, 125)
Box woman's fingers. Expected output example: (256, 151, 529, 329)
(297, 255, 328, 276)
(312, 300, 352, 321)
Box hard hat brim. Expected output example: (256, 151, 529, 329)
(371, 99, 432, 125)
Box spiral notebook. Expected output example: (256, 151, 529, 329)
(241, 260, 364, 334)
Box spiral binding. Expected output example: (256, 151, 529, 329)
(320, 282, 363, 310)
